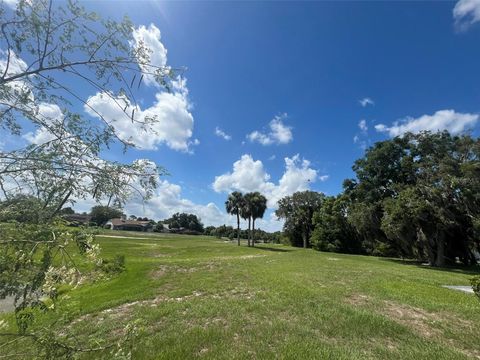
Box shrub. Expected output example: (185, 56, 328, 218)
(100, 255, 126, 274)
(370, 242, 397, 257)
(153, 222, 164, 232)
(472, 276, 480, 301)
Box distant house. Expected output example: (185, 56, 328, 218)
(63, 213, 91, 226)
(105, 218, 153, 232)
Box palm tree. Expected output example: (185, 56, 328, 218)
(242, 192, 254, 246)
(250, 192, 267, 247)
(225, 191, 244, 246)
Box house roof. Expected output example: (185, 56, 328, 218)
(108, 218, 152, 227)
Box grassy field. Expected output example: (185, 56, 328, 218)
(1, 231, 480, 359)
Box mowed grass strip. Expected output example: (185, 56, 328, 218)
(1, 232, 479, 359)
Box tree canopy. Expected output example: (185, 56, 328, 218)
(276, 131, 480, 268)
(165, 212, 204, 233)
(276, 190, 325, 248)
(89, 205, 124, 226)
(341, 131, 479, 266)
(225, 191, 245, 246)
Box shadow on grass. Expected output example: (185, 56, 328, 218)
(252, 245, 293, 253)
(382, 258, 480, 276)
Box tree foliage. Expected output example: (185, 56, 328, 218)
(472, 276, 480, 301)
(310, 195, 361, 253)
(0, 0, 170, 213)
(204, 224, 280, 243)
(345, 131, 480, 266)
(164, 212, 204, 233)
(276, 190, 325, 248)
(225, 191, 244, 246)
(0, 0, 171, 355)
(248, 192, 267, 247)
(238, 192, 268, 246)
(277, 132, 480, 268)
(0, 194, 45, 223)
(89, 205, 124, 226)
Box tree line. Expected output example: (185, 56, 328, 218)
(204, 225, 281, 243)
(276, 131, 480, 267)
(4, 129, 479, 268)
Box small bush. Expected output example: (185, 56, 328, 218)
(100, 255, 126, 274)
(472, 276, 480, 301)
(370, 242, 397, 257)
(280, 235, 292, 246)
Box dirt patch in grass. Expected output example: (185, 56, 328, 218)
(153, 253, 171, 258)
(382, 338, 398, 351)
(150, 268, 166, 278)
(69, 287, 260, 333)
(345, 294, 371, 306)
(345, 294, 478, 358)
(197, 347, 209, 356)
(62, 287, 263, 342)
(188, 316, 230, 331)
(346, 294, 474, 336)
(381, 301, 475, 340)
(150, 263, 218, 278)
(382, 301, 440, 338)
(446, 340, 480, 359)
(69, 299, 149, 328)
(210, 287, 260, 301)
(212, 254, 267, 261)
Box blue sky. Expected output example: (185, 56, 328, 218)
(3, 0, 480, 231)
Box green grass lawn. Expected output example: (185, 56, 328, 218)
(2, 231, 479, 359)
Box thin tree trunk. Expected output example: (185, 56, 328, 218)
(237, 214, 240, 246)
(435, 232, 445, 267)
(252, 219, 255, 247)
(247, 217, 251, 247)
(106, 193, 113, 207)
(302, 231, 307, 248)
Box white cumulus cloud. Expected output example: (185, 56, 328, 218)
(247, 114, 293, 145)
(83, 23, 196, 152)
(215, 127, 232, 141)
(0, 50, 32, 106)
(212, 154, 324, 208)
(85, 82, 195, 152)
(131, 24, 168, 87)
(453, 0, 480, 30)
(22, 103, 63, 145)
(125, 180, 230, 226)
(375, 109, 479, 137)
(0, 49, 27, 76)
(72, 177, 231, 227)
(213, 154, 272, 195)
